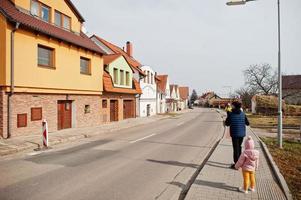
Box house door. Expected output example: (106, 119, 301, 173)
(146, 104, 151, 117)
(123, 100, 134, 119)
(57, 100, 72, 130)
(110, 100, 118, 122)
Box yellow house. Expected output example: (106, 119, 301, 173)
(0, 0, 105, 138)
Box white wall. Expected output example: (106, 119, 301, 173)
(139, 65, 157, 117)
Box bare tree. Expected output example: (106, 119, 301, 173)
(244, 63, 277, 95)
(232, 87, 257, 109)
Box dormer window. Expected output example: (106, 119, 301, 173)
(30, 0, 50, 22)
(55, 10, 71, 30)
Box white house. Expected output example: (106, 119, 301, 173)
(140, 66, 157, 117)
(156, 75, 170, 113)
(168, 84, 180, 112)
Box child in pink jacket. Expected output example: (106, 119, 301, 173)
(235, 136, 259, 194)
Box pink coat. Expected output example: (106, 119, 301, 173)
(235, 136, 259, 171)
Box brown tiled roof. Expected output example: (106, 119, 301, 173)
(157, 75, 168, 93)
(200, 92, 214, 99)
(179, 87, 189, 100)
(282, 75, 301, 89)
(103, 54, 121, 65)
(103, 54, 135, 73)
(92, 35, 145, 75)
(103, 71, 142, 94)
(0, 0, 104, 54)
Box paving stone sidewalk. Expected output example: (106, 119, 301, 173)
(185, 129, 287, 200)
(0, 113, 179, 157)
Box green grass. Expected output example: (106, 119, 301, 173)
(248, 115, 301, 128)
(261, 137, 301, 200)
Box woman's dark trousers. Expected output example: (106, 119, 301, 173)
(231, 137, 244, 163)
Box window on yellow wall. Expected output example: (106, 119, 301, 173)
(126, 72, 130, 86)
(80, 57, 91, 75)
(63, 15, 71, 30)
(31, 1, 39, 16)
(113, 68, 118, 84)
(31, 0, 50, 22)
(41, 4, 50, 22)
(38, 45, 54, 68)
(54, 11, 61, 26)
(120, 70, 125, 85)
(55, 10, 71, 30)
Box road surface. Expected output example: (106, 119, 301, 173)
(0, 108, 224, 200)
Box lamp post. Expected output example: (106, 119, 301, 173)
(226, 0, 283, 148)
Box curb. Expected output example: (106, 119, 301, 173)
(251, 125, 300, 130)
(249, 128, 293, 200)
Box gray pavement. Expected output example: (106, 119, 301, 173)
(0, 112, 176, 157)
(0, 108, 224, 200)
(185, 128, 287, 200)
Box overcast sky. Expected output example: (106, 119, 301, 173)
(73, 0, 301, 96)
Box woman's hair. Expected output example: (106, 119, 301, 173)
(232, 101, 242, 109)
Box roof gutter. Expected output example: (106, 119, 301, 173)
(7, 21, 20, 139)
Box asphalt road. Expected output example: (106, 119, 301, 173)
(0, 108, 224, 200)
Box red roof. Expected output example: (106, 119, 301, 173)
(179, 87, 189, 100)
(0, 0, 104, 54)
(282, 75, 301, 89)
(103, 71, 142, 94)
(92, 35, 145, 75)
(157, 75, 168, 93)
(103, 54, 121, 65)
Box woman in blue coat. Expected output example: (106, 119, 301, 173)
(225, 101, 250, 169)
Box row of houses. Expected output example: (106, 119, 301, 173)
(197, 92, 235, 108)
(0, 0, 189, 138)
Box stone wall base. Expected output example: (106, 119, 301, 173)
(0, 92, 105, 138)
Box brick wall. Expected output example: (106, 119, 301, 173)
(0, 89, 3, 138)
(1, 93, 104, 138)
(102, 93, 136, 122)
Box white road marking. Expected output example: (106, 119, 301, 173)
(130, 134, 157, 143)
(177, 122, 185, 126)
(27, 152, 42, 156)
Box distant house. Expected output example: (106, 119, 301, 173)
(168, 85, 180, 111)
(251, 95, 285, 115)
(208, 94, 233, 108)
(282, 75, 301, 105)
(179, 87, 189, 110)
(140, 66, 157, 117)
(198, 92, 215, 107)
(91, 35, 146, 117)
(102, 54, 142, 122)
(156, 75, 170, 113)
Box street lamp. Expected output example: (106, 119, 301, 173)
(226, 0, 283, 148)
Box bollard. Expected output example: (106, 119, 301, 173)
(42, 119, 49, 148)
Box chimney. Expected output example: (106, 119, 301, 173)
(126, 41, 133, 57)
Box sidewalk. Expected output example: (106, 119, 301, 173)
(185, 129, 287, 200)
(0, 112, 181, 157)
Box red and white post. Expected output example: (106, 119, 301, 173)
(42, 119, 49, 148)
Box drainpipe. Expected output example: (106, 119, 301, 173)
(137, 73, 144, 117)
(155, 72, 161, 114)
(7, 22, 20, 139)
